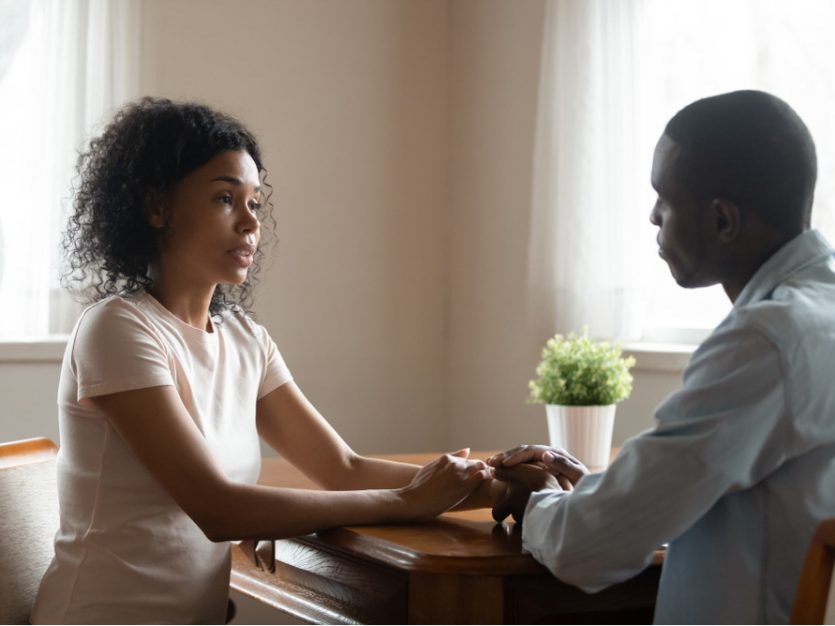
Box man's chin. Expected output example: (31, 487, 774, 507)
(671, 270, 718, 289)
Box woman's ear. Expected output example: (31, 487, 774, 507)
(712, 198, 741, 243)
(145, 191, 167, 229)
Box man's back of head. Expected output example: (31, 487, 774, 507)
(664, 90, 817, 238)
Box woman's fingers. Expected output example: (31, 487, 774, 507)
(401, 453, 490, 520)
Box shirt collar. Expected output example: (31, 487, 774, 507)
(734, 229, 834, 308)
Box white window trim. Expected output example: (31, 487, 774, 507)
(622, 341, 695, 373)
(0, 337, 68, 363)
(0, 336, 697, 372)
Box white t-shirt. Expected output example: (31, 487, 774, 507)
(31, 291, 293, 624)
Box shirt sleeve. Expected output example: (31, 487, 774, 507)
(521, 322, 788, 592)
(71, 299, 174, 401)
(249, 321, 293, 399)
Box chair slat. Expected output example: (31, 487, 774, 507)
(791, 518, 835, 624)
(0, 438, 58, 469)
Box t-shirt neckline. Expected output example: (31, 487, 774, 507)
(139, 291, 219, 342)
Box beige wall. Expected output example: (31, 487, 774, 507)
(0, 0, 683, 455)
(446, 0, 550, 449)
(139, 0, 451, 454)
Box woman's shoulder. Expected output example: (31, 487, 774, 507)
(219, 308, 276, 348)
(73, 292, 159, 342)
(77, 292, 146, 322)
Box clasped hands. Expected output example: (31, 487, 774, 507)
(398, 445, 588, 525)
(486, 445, 589, 524)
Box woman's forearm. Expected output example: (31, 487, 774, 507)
(200, 452, 489, 542)
(334, 455, 419, 490)
(202, 482, 406, 542)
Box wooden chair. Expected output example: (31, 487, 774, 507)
(0, 438, 59, 624)
(791, 518, 835, 624)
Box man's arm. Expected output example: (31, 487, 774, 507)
(496, 326, 787, 592)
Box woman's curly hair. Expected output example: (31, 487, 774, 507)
(62, 97, 275, 317)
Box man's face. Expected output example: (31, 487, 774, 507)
(649, 134, 720, 288)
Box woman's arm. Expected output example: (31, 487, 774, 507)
(89, 385, 489, 542)
(255, 382, 505, 508)
(255, 382, 419, 490)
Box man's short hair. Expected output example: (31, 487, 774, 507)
(664, 90, 817, 235)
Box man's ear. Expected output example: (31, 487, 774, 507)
(712, 198, 741, 243)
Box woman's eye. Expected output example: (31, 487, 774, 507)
(248, 201, 262, 213)
(216, 194, 233, 205)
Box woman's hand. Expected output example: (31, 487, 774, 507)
(397, 449, 491, 521)
(487, 444, 589, 491)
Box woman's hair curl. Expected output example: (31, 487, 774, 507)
(62, 97, 275, 317)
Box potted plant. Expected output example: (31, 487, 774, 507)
(528, 328, 635, 471)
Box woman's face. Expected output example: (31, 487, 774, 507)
(151, 149, 262, 288)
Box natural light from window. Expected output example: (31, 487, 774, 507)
(633, 0, 835, 341)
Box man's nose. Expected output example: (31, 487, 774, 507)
(649, 202, 661, 226)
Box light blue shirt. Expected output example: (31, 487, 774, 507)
(522, 229, 835, 624)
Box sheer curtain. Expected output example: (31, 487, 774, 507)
(0, 0, 140, 339)
(528, 0, 835, 343)
(527, 0, 651, 342)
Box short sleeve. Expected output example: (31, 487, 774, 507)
(71, 299, 174, 402)
(247, 321, 293, 399)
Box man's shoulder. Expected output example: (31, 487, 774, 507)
(685, 273, 835, 390)
(735, 267, 835, 347)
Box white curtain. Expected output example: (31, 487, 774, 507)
(527, 0, 835, 343)
(0, 0, 140, 338)
(527, 0, 652, 342)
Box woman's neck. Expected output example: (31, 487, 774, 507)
(146, 280, 216, 332)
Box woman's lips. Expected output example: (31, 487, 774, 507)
(228, 246, 255, 268)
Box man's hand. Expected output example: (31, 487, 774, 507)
(491, 463, 561, 523)
(487, 444, 589, 490)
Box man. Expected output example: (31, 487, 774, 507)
(489, 90, 835, 624)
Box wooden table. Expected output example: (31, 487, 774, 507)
(230, 452, 662, 624)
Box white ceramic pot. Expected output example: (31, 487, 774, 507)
(545, 404, 616, 472)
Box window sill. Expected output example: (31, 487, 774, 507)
(0, 337, 68, 363)
(0, 338, 698, 371)
(621, 341, 695, 373)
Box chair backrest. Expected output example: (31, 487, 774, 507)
(0, 438, 59, 625)
(791, 518, 835, 624)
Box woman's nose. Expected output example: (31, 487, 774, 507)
(237, 204, 259, 233)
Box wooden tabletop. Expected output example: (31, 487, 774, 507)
(256, 451, 664, 573)
(234, 451, 664, 623)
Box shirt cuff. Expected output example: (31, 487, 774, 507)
(521, 489, 568, 560)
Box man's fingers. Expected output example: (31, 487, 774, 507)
(488, 444, 571, 468)
(502, 449, 540, 467)
(542, 451, 588, 482)
(491, 487, 514, 522)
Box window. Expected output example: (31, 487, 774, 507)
(529, 0, 835, 344)
(0, 0, 139, 340)
(636, 0, 835, 340)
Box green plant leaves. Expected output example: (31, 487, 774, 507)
(528, 328, 636, 406)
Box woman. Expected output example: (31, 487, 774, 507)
(31, 98, 495, 624)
